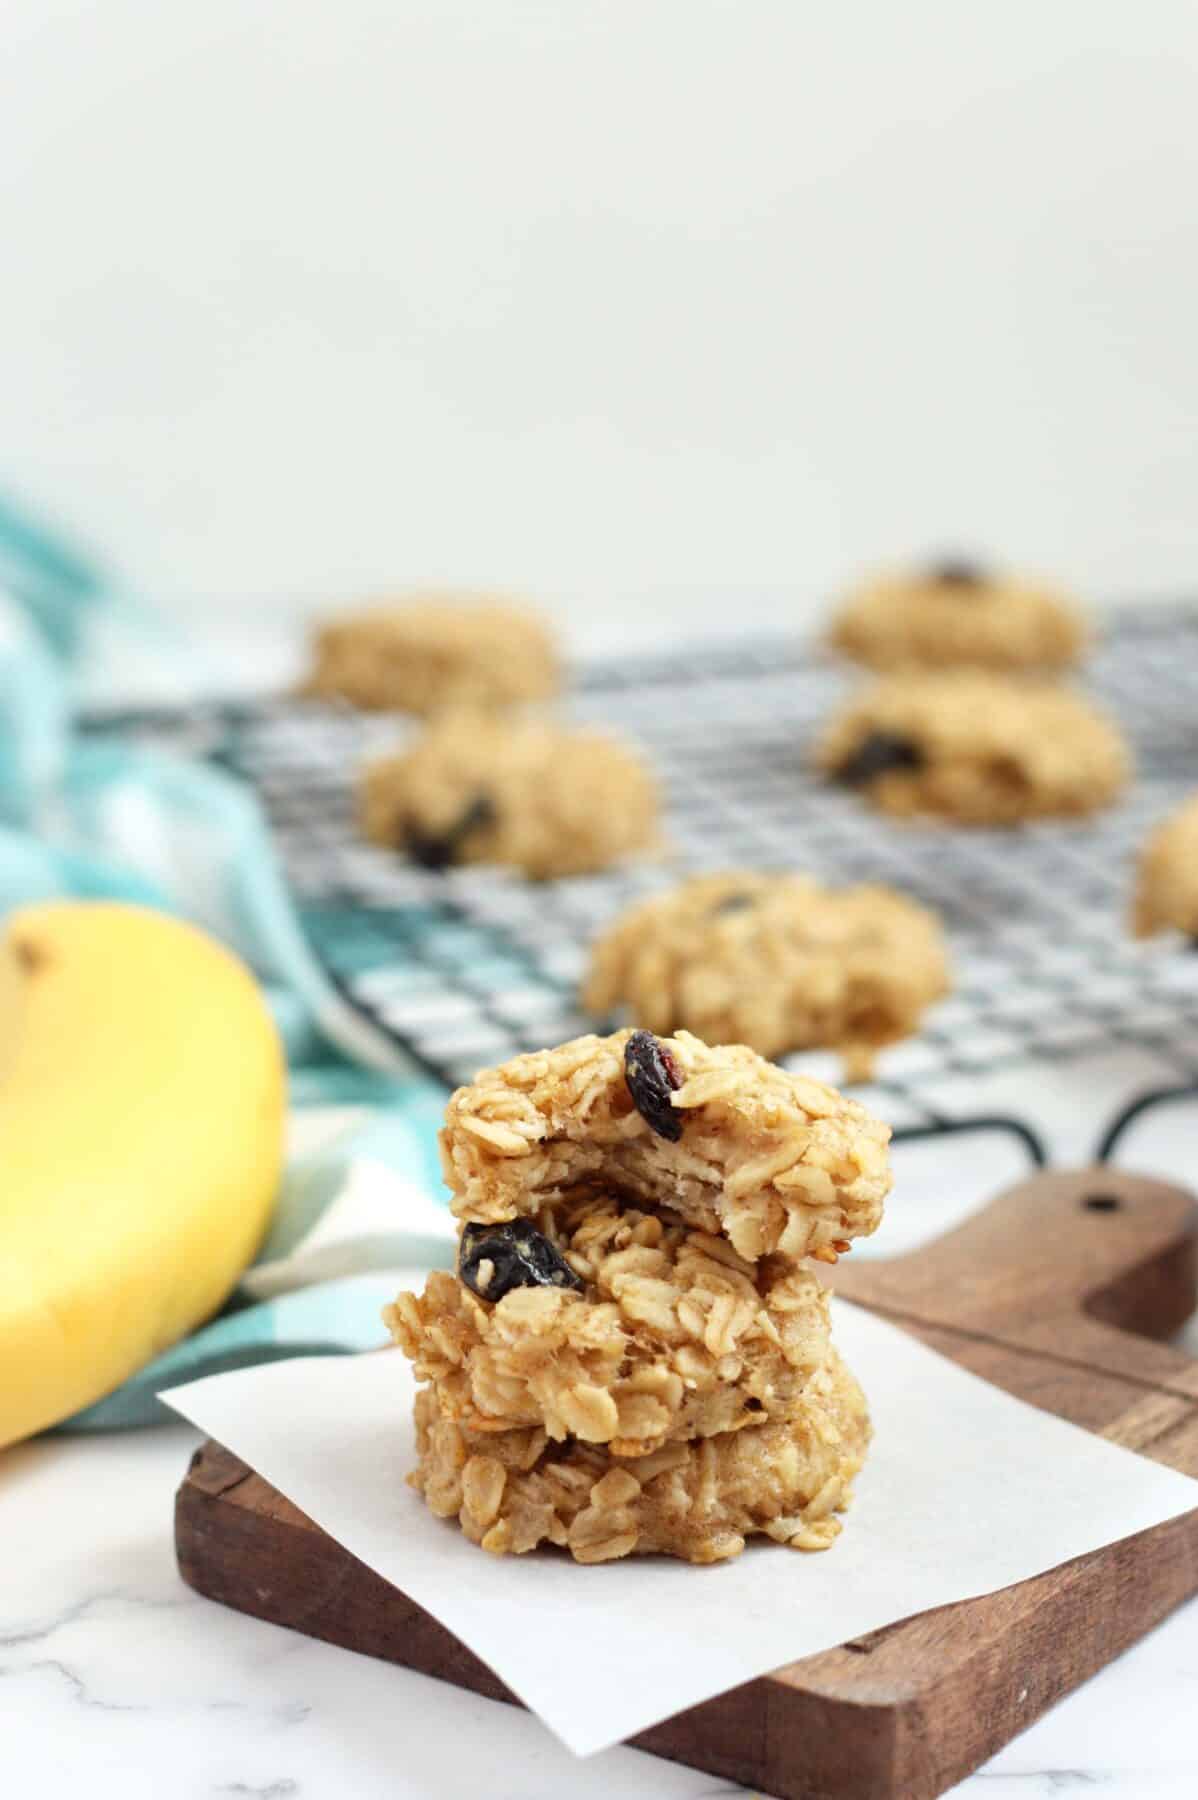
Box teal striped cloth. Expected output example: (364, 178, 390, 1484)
(0, 495, 454, 1430)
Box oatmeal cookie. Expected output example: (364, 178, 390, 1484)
(829, 558, 1087, 672)
(817, 672, 1129, 825)
(405, 1349, 870, 1564)
(439, 1029, 892, 1263)
(1133, 794, 1198, 938)
(389, 1196, 836, 1454)
(583, 871, 950, 1078)
(304, 597, 559, 713)
(359, 712, 659, 879)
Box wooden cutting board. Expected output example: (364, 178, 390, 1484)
(176, 1168, 1198, 1800)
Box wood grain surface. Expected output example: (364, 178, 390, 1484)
(176, 1167, 1198, 1800)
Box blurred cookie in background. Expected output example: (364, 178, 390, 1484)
(828, 557, 1087, 673)
(583, 870, 950, 1079)
(360, 711, 659, 879)
(817, 671, 1129, 825)
(1133, 795, 1198, 939)
(304, 595, 560, 713)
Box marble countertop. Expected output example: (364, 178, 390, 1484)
(5, 1404, 1197, 1800)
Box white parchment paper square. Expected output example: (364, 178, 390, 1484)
(164, 1299, 1198, 1757)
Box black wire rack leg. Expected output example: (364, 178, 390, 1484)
(1096, 1083, 1198, 1164)
(892, 1114, 1048, 1168)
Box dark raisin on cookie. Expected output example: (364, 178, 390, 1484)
(928, 557, 987, 589)
(403, 822, 458, 870)
(712, 892, 755, 916)
(834, 730, 925, 788)
(624, 1028, 684, 1141)
(458, 1218, 584, 1302)
(403, 792, 496, 870)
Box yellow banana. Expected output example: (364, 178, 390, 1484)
(0, 901, 286, 1448)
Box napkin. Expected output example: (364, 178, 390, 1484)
(62, 1120, 455, 1429)
(164, 1296, 1198, 1758)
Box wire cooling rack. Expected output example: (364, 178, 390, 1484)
(85, 602, 1198, 1168)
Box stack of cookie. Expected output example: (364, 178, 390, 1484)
(387, 1027, 891, 1565)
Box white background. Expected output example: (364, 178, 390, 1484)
(3, 1, 1198, 661)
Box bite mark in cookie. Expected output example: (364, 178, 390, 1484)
(440, 1029, 891, 1263)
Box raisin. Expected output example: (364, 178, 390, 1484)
(928, 556, 986, 589)
(712, 892, 755, 916)
(403, 792, 495, 870)
(834, 730, 925, 788)
(624, 1028, 684, 1141)
(458, 1218, 584, 1302)
(404, 824, 456, 870)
